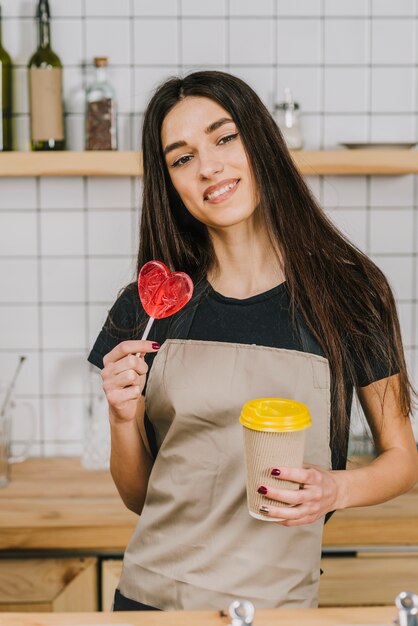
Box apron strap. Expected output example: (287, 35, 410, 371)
(165, 278, 209, 341)
(142, 278, 209, 459)
(294, 312, 323, 356)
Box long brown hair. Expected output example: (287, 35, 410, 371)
(137, 70, 415, 459)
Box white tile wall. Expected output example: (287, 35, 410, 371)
(230, 0, 274, 16)
(134, 0, 178, 17)
(276, 18, 322, 65)
(0, 178, 37, 209)
(372, 19, 415, 65)
(85, 0, 131, 17)
(0, 259, 38, 303)
(324, 19, 369, 65)
(371, 0, 415, 16)
(42, 352, 87, 395)
(41, 258, 86, 303)
(87, 257, 136, 303)
(276, 67, 321, 113)
(0, 306, 39, 350)
(182, 0, 227, 17)
(41, 305, 86, 349)
(324, 68, 369, 113)
(230, 19, 274, 65)
(85, 18, 131, 66)
(371, 67, 416, 113)
(39, 177, 84, 210)
(0, 212, 37, 255)
(281, 2, 322, 16)
(323, 114, 368, 148)
(183, 19, 227, 66)
(53, 19, 84, 66)
(133, 19, 179, 65)
(1, 1, 417, 456)
(87, 211, 134, 256)
(0, 352, 40, 396)
(369, 208, 414, 254)
(324, 0, 368, 17)
(40, 212, 85, 256)
(86, 177, 132, 209)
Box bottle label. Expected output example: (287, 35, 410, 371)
(29, 67, 64, 141)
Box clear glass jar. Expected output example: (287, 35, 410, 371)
(274, 87, 304, 150)
(82, 366, 110, 470)
(85, 56, 117, 150)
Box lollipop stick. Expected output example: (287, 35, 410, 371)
(141, 317, 155, 341)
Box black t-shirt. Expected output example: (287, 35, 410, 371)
(88, 280, 393, 473)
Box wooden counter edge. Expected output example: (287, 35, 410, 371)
(0, 606, 397, 626)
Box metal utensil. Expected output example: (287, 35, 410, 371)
(227, 599, 255, 626)
(0, 356, 26, 417)
(395, 592, 418, 626)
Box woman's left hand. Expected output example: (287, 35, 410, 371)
(257, 465, 341, 526)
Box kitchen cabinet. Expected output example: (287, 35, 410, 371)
(101, 560, 122, 611)
(102, 555, 418, 609)
(1, 150, 418, 177)
(319, 553, 418, 606)
(0, 458, 417, 610)
(0, 557, 97, 612)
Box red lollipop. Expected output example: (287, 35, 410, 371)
(138, 260, 194, 340)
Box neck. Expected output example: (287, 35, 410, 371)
(207, 217, 285, 299)
(38, 4, 51, 49)
(96, 66, 107, 82)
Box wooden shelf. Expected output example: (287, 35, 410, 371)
(0, 151, 142, 177)
(0, 149, 418, 177)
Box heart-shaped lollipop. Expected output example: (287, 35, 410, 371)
(138, 260, 194, 340)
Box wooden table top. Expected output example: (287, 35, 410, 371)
(0, 458, 417, 551)
(0, 606, 397, 626)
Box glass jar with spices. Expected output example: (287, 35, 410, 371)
(85, 57, 117, 150)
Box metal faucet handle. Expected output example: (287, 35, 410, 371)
(228, 599, 255, 626)
(395, 591, 418, 626)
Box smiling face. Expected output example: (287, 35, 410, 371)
(161, 96, 259, 230)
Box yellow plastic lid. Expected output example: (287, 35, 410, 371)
(239, 398, 312, 432)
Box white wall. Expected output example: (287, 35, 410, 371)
(0, 0, 417, 456)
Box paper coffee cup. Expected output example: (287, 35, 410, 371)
(239, 398, 312, 521)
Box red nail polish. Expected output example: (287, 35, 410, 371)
(271, 468, 281, 476)
(152, 342, 160, 350)
(257, 485, 268, 495)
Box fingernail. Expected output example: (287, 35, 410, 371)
(152, 342, 160, 350)
(271, 468, 281, 476)
(259, 506, 270, 514)
(257, 486, 268, 495)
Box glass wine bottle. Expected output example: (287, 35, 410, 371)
(28, 0, 65, 150)
(0, 4, 12, 151)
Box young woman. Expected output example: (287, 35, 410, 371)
(88, 70, 417, 611)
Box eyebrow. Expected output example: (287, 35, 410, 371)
(163, 117, 235, 156)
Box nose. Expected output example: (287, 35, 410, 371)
(198, 150, 223, 180)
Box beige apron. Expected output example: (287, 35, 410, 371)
(119, 299, 331, 610)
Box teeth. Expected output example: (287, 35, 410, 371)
(205, 180, 238, 200)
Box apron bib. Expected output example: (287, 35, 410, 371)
(119, 293, 331, 610)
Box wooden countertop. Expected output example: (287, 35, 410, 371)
(0, 458, 417, 551)
(0, 606, 397, 626)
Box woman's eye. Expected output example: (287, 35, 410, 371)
(172, 155, 192, 168)
(218, 133, 239, 145)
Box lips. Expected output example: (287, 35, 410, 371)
(203, 178, 240, 201)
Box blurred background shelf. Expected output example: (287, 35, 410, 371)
(1, 150, 418, 177)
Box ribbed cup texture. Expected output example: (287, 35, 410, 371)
(242, 426, 306, 520)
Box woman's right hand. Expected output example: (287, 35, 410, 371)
(101, 340, 160, 423)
